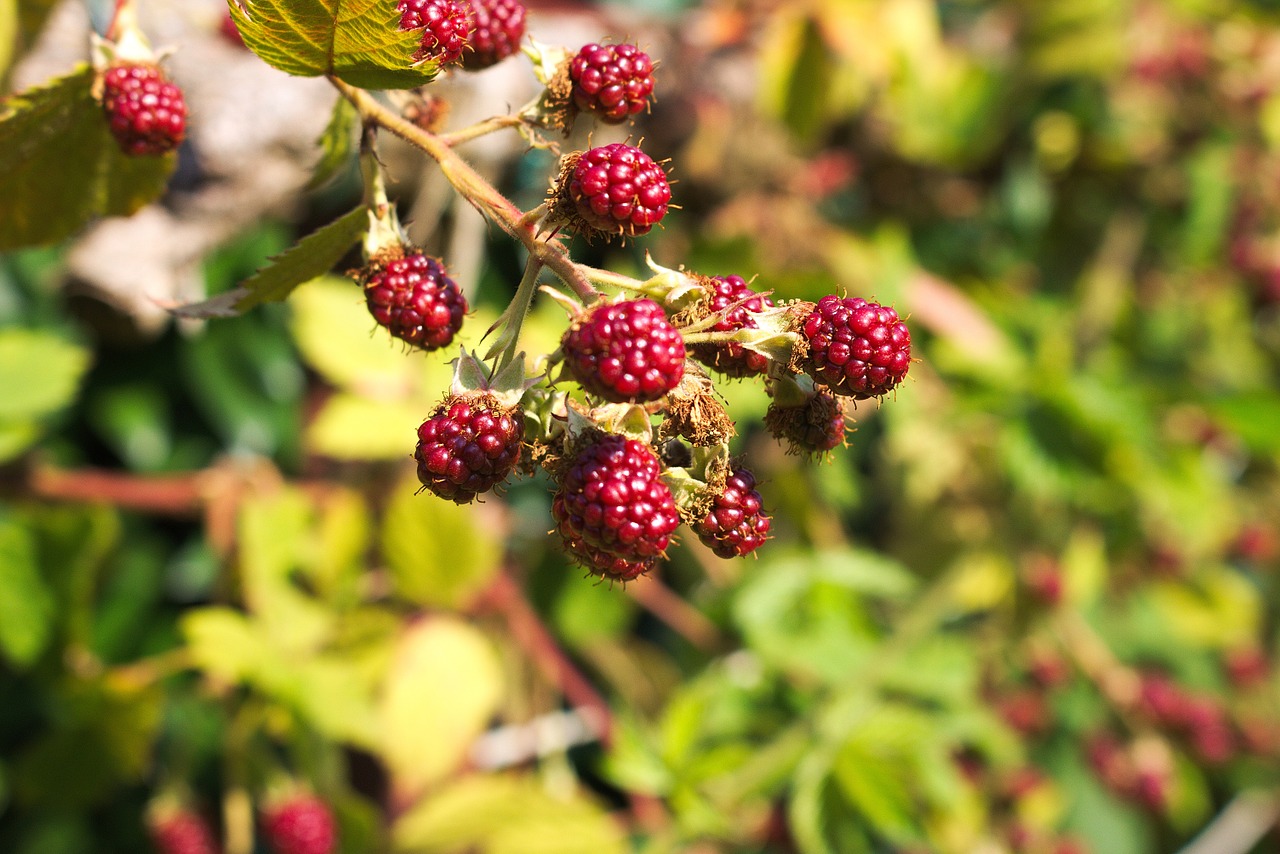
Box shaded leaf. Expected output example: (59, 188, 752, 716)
(0, 515, 54, 668)
(310, 95, 359, 189)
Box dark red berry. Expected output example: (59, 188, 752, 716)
(690, 275, 775, 377)
(559, 530, 653, 582)
(148, 809, 217, 854)
(552, 433, 680, 568)
(694, 467, 771, 558)
(263, 794, 336, 854)
(1021, 555, 1063, 607)
(458, 0, 526, 70)
(362, 250, 467, 350)
(568, 42, 655, 123)
(398, 0, 469, 64)
(799, 295, 911, 399)
(415, 393, 522, 503)
(764, 387, 847, 456)
(561, 298, 685, 403)
(566, 143, 671, 238)
(100, 63, 187, 157)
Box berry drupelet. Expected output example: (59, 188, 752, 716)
(361, 251, 467, 350)
(414, 393, 523, 503)
(561, 298, 685, 403)
(799, 296, 911, 399)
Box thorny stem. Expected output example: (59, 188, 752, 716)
(328, 77, 599, 305)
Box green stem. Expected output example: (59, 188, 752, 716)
(329, 77, 599, 304)
(680, 330, 747, 346)
(488, 254, 545, 371)
(578, 264, 648, 292)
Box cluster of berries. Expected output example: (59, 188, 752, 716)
(397, 0, 526, 69)
(148, 793, 336, 854)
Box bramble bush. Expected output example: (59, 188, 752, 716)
(1, 1, 1279, 853)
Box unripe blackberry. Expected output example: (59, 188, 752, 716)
(764, 386, 847, 455)
(560, 531, 653, 582)
(398, 0, 469, 65)
(561, 298, 685, 403)
(561, 143, 671, 238)
(361, 250, 467, 350)
(148, 809, 217, 854)
(459, 0, 526, 70)
(552, 433, 679, 565)
(690, 275, 775, 377)
(263, 794, 336, 854)
(799, 296, 911, 398)
(100, 62, 187, 157)
(694, 467, 771, 558)
(569, 43, 656, 123)
(415, 393, 522, 503)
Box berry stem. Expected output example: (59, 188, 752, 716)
(486, 253, 544, 370)
(578, 264, 648, 293)
(329, 77, 599, 303)
(436, 114, 527, 147)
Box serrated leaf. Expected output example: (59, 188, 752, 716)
(380, 474, 501, 608)
(379, 618, 503, 799)
(0, 516, 54, 668)
(0, 65, 174, 250)
(0, 329, 90, 421)
(229, 0, 442, 89)
(310, 95, 358, 189)
(234, 206, 368, 311)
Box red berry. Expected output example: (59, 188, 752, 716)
(566, 143, 671, 238)
(148, 809, 217, 854)
(458, 0, 526, 70)
(415, 393, 523, 503)
(568, 43, 656, 123)
(398, 0, 469, 64)
(764, 386, 847, 456)
(263, 794, 336, 854)
(559, 530, 653, 582)
(690, 275, 775, 377)
(694, 467, 771, 558)
(562, 298, 685, 403)
(799, 296, 911, 399)
(1137, 673, 1186, 725)
(362, 250, 467, 350)
(552, 434, 680, 570)
(100, 63, 187, 157)
(1224, 645, 1270, 689)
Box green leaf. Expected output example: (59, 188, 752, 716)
(379, 618, 503, 798)
(308, 393, 424, 460)
(392, 775, 626, 854)
(381, 474, 501, 609)
(310, 95, 358, 189)
(181, 607, 272, 684)
(0, 65, 175, 251)
(228, 0, 443, 90)
(832, 738, 923, 846)
(1208, 393, 1280, 455)
(235, 206, 368, 311)
(0, 515, 54, 668)
(0, 327, 90, 422)
(0, 0, 16, 79)
(289, 274, 417, 389)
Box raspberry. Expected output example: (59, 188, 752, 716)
(362, 250, 467, 350)
(561, 298, 685, 403)
(568, 43, 656, 124)
(148, 809, 217, 854)
(694, 467, 771, 558)
(799, 296, 911, 399)
(398, 0, 469, 65)
(565, 143, 671, 238)
(764, 387, 847, 455)
(415, 393, 523, 503)
(458, 0, 526, 70)
(100, 63, 187, 157)
(552, 434, 680, 567)
(690, 275, 775, 377)
(263, 794, 336, 854)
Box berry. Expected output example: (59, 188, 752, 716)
(362, 250, 467, 350)
(565, 143, 671, 238)
(561, 298, 685, 403)
(552, 433, 680, 567)
(799, 296, 911, 398)
(694, 467, 771, 558)
(263, 794, 336, 854)
(560, 530, 653, 582)
(764, 387, 847, 455)
(415, 393, 523, 503)
(398, 0, 469, 64)
(690, 275, 775, 377)
(100, 63, 187, 157)
(148, 809, 217, 854)
(458, 0, 526, 70)
(220, 11, 246, 47)
(568, 43, 656, 123)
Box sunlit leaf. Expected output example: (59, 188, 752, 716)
(0, 327, 90, 421)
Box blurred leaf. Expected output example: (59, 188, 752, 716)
(308, 393, 424, 459)
(286, 654, 381, 748)
(1166, 749, 1212, 835)
(16, 0, 56, 43)
(310, 95, 358, 189)
(380, 618, 503, 798)
(552, 574, 635, 647)
(392, 774, 626, 854)
(0, 65, 174, 251)
(181, 607, 271, 684)
(235, 207, 368, 311)
(0, 0, 14, 79)
(1147, 567, 1262, 649)
(381, 474, 501, 609)
(0, 513, 53, 668)
(1061, 526, 1107, 608)
(227, 0, 442, 90)
(1057, 750, 1152, 854)
(833, 737, 923, 846)
(1180, 142, 1233, 267)
(309, 487, 372, 598)
(775, 14, 834, 144)
(1208, 393, 1280, 454)
(289, 274, 417, 391)
(0, 329, 89, 421)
